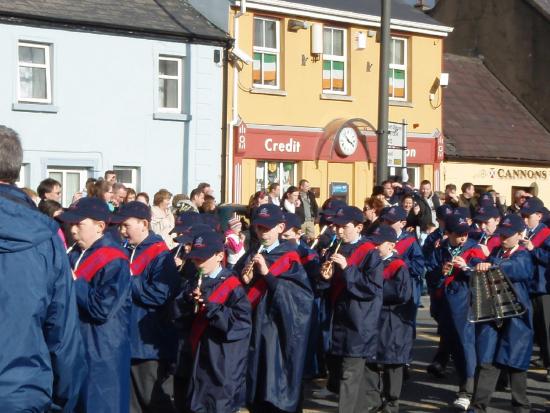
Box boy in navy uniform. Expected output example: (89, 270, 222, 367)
(520, 197, 550, 381)
(321, 206, 383, 413)
(113, 201, 181, 413)
(470, 214, 534, 412)
(179, 231, 252, 413)
(58, 197, 132, 413)
(472, 206, 502, 257)
(425, 214, 485, 411)
(375, 225, 415, 413)
(234, 204, 313, 413)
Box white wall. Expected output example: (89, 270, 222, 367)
(0, 23, 224, 200)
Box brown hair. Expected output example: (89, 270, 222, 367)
(364, 196, 386, 214)
(89, 180, 112, 199)
(153, 189, 172, 206)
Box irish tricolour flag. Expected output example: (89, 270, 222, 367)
(389, 69, 405, 98)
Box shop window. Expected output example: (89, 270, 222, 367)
(323, 27, 346, 94)
(47, 167, 89, 207)
(256, 161, 296, 197)
(18, 41, 52, 103)
(253, 17, 280, 88)
(113, 166, 140, 191)
(158, 55, 184, 112)
(388, 37, 407, 101)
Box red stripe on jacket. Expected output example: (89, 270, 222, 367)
(75, 247, 128, 282)
(130, 242, 169, 276)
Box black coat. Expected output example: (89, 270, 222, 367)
(296, 190, 319, 222)
(414, 192, 440, 231)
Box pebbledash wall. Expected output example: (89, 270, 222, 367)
(0, 24, 224, 204)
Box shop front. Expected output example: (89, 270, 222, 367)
(233, 120, 442, 207)
(442, 162, 550, 205)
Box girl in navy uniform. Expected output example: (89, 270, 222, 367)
(58, 197, 132, 413)
(179, 231, 252, 413)
(375, 225, 415, 413)
(470, 214, 534, 412)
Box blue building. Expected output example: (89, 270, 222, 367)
(0, 0, 229, 204)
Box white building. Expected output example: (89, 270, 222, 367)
(0, 0, 229, 205)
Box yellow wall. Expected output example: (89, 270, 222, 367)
(229, 10, 443, 134)
(442, 161, 550, 205)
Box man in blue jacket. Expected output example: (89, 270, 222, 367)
(0, 126, 86, 412)
(113, 201, 181, 413)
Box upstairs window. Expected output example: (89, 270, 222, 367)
(388, 37, 407, 100)
(158, 56, 183, 112)
(322, 27, 346, 94)
(18, 42, 52, 103)
(253, 17, 280, 88)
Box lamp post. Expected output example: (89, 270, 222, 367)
(376, 0, 391, 184)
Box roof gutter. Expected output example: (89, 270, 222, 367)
(233, 0, 453, 37)
(444, 155, 550, 167)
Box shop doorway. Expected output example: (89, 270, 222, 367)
(256, 161, 296, 197)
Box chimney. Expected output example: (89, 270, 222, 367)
(414, 0, 430, 11)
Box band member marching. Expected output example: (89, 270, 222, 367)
(234, 204, 314, 413)
(58, 197, 132, 413)
(470, 214, 534, 412)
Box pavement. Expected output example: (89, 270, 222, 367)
(300, 296, 550, 412)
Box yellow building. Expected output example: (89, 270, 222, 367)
(216, 0, 453, 205)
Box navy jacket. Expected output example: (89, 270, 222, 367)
(180, 268, 252, 413)
(0, 185, 86, 412)
(235, 240, 313, 412)
(475, 247, 534, 370)
(525, 223, 550, 295)
(127, 233, 181, 360)
(327, 238, 384, 360)
(395, 231, 425, 282)
(69, 233, 132, 413)
(377, 255, 415, 364)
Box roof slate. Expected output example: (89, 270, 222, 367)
(270, 0, 445, 27)
(0, 0, 229, 43)
(443, 54, 550, 164)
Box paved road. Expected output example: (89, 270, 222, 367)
(302, 296, 550, 412)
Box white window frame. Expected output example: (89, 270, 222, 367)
(252, 17, 280, 89)
(113, 166, 140, 191)
(15, 163, 30, 188)
(389, 37, 408, 101)
(47, 167, 88, 207)
(256, 161, 297, 197)
(17, 41, 52, 104)
(322, 27, 347, 95)
(158, 55, 183, 113)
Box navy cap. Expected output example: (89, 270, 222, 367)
(454, 207, 471, 219)
(57, 197, 110, 223)
(171, 211, 201, 234)
(111, 201, 151, 223)
(495, 214, 526, 237)
(369, 224, 397, 244)
(251, 204, 284, 229)
(474, 205, 500, 222)
(174, 223, 214, 245)
(320, 198, 347, 217)
(381, 206, 408, 223)
(331, 206, 365, 226)
(436, 204, 454, 220)
(282, 212, 303, 230)
(445, 214, 471, 235)
(520, 197, 547, 216)
(478, 192, 494, 207)
(186, 232, 225, 260)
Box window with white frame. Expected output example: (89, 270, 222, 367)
(18, 42, 52, 103)
(388, 37, 408, 100)
(255, 161, 296, 196)
(158, 56, 183, 112)
(15, 164, 30, 188)
(113, 166, 140, 191)
(47, 167, 89, 207)
(322, 27, 347, 94)
(253, 17, 280, 88)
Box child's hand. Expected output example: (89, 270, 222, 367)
(253, 254, 269, 275)
(475, 262, 491, 272)
(331, 253, 348, 270)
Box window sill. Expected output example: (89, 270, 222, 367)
(320, 93, 354, 102)
(12, 103, 58, 113)
(250, 88, 287, 96)
(389, 100, 413, 108)
(153, 113, 192, 122)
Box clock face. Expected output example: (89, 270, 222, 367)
(336, 126, 358, 156)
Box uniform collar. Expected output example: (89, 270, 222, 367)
(265, 239, 280, 253)
(205, 265, 223, 279)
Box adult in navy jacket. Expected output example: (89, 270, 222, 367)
(113, 202, 181, 412)
(0, 127, 86, 412)
(59, 197, 132, 413)
(470, 214, 534, 412)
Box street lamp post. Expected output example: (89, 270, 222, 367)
(376, 0, 391, 184)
